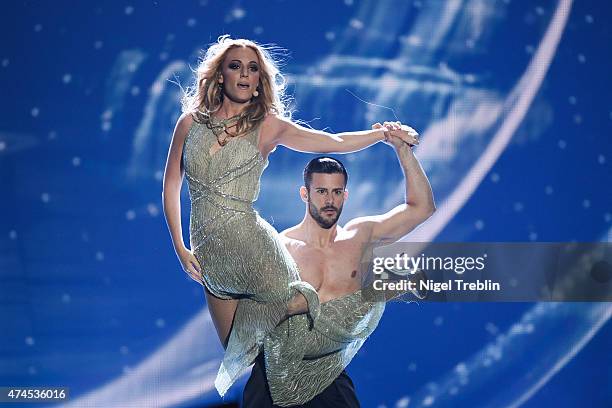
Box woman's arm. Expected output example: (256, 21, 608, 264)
(264, 115, 417, 154)
(269, 115, 387, 153)
(162, 112, 202, 281)
(162, 117, 237, 348)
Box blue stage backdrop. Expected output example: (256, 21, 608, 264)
(1, 1, 611, 407)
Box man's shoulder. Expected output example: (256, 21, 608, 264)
(343, 217, 375, 236)
(279, 225, 302, 243)
(279, 224, 296, 236)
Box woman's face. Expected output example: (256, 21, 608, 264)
(219, 46, 261, 104)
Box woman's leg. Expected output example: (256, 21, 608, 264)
(203, 287, 238, 349)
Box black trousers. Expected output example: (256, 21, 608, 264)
(242, 352, 360, 407)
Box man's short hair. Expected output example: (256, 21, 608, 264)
(303, 157, 348, 190)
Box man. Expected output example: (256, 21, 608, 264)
(242, 121, 436, 407)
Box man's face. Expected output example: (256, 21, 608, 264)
(305, 173, 347, 229)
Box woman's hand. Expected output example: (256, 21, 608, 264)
(372, 121, 420, 148)
(177, 246, 203, 284)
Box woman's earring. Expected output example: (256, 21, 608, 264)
(252, 88, 259, 97)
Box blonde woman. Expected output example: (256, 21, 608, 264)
(162, 35, 419, 396)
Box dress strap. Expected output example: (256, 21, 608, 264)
(247, 121, 264, 153)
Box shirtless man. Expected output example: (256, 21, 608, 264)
(243, 122, 436, 407)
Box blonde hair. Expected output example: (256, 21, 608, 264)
(181, 35, 291, 136)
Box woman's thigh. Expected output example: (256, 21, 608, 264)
(204, 287, 238, 349)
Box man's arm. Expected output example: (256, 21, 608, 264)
(345, 124, 436, 243)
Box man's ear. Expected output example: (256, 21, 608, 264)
(344, 189, 349, 201)
(299, 186, 309, 203)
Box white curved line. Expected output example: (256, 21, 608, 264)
(507, 304, 612, 408)
(406, 0, 573, 243)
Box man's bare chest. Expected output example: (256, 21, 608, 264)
(290, 239, 366, 291)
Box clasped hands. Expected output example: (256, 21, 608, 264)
(372, 121, 419, 149)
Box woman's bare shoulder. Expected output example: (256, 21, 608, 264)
(261, 112, 287, 128)
(177, 112, 195, 131)
(173, 112, 197, 143)
(260, 113, 291, 142)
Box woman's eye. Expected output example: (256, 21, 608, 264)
(229, 63, 239, 69)
(249, 66, 259, 72)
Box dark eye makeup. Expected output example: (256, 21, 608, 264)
(228, 61, 259, 71)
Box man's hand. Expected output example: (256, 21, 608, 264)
(372, 121, 419, 148)
(346, 120, 433, 243)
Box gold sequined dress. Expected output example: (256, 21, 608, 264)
(264, 287, 386, 406)
(182, 116, 321, 396)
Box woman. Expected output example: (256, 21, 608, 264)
(161, 35, 418, 396)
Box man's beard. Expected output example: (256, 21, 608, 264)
(308, 200, 343, 229)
